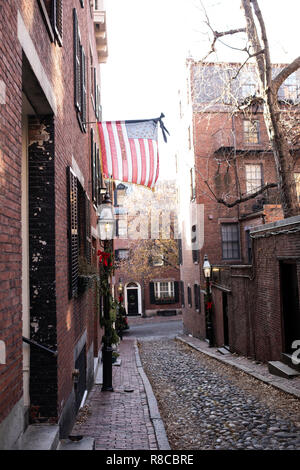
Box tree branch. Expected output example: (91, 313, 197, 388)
(204, 180, 278, 208)
(272, 56, 300, 93)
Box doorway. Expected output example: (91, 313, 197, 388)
(280, 262, 300, 353)
(125, 282, 142, 316)
(222, 292, 229, 347)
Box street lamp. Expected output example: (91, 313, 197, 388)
(97, 191, 115, 392)
(203, 254, 213, 347)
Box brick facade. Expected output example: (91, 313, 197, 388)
(0, 1, 108, 448)
(179, 60, 300, 358)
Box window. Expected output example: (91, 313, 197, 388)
(73, 9, 87, 132)
(150, 281, 179, 304)
(245, 164, 263, 194)
(190, 167, 196, 200)
(115, 249, 129, 261)
(221, 223, 240, 260)
(152, 255, 164, 267)
(295, 173, 300, 202)
(241, 84, 256, 97)
(116, 218, 127, 238)
(38, 0, 63, 46)
(154, 281, 174, 299)
(282, 74, 299, 102)
(243, 120, 260, 144)
(78, 183, 91, 264)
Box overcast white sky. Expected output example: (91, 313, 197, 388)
(100, 0, 300, 179)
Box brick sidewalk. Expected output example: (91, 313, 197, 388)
(71, 338, 159, 450)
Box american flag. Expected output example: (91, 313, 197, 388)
(97, 119, 160, 189)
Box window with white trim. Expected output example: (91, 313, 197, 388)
(245, 164, 263, 194)
(154, 281, 174, 300)
(243, 120, 260, 144)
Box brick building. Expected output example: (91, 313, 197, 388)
(178, 60, 300, 360)
(113, 181, 181, 317)
(0, 0, 109, 448)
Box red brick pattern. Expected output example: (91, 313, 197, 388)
(71, 338, 158, 450)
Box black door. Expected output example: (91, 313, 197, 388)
(222, 292, 229, 347)
(280, 262, 300, 353)
(127, 289, 138, 315)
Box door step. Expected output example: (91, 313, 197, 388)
(217, 347, 231, 355)
(268, 361, 300, 379)
(57, 437, 95, 450)
(22, 424, 59, 450)
(281, 353, 300, 373)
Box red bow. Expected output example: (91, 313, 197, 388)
(206, 302, 212, 309)
(98, 250, 111, 266)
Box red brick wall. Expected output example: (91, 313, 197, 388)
(0, 0, 23, 424)
(0, 0, 104, 438)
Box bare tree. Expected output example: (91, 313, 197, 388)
(199, 0, 300, 218)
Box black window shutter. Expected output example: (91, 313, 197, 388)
(180, 281, 185, 307)
(79, 0, 84, 7)
(81, 45, 87, 131)
(178, 237, 182, 264)
(85, 193, 91, 263)
(94, 68, 97, 114)
(187, 286, 192, 307)
(194, 284, 200, 310)
(52, 0, 63, 46)
(91, 129, 96, 203)
(197, 285, 201, 312)
(96, 148, 100, 205)
(73, 9, 81, 111)
(149, 282, 155, 304)
(67, 167, 79, 298)
(174, 281, 179, 303)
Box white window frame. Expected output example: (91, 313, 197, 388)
(154, 281, 175, 299)
(245, 164, 263, 194)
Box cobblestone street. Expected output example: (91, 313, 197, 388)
(139, 338, 300, 450)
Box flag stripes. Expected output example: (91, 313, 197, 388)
(97, 120, 160, 189)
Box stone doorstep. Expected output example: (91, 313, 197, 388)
(57, 437, 95, 450)
(22, 424, 60, 450)
(268, 361, 300, 379)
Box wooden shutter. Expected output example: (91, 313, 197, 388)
(194, 284, 199, 310)
(93, 68, 97, 112)
(81, 45, 87, 131)
(149, 282, 155, 304)
(91, 129, 96, 203)
(180, 281, 185, 307)
(85, 193, 91, 263)
(52, 0, 63, 46)
(67, 167, 79, 298)
(96, 148, 100, 205)
(178, 237, 182, 265)
(73, 9, 81, 111)
(174, 281, 179, 303)
(187, 286, 192, 307)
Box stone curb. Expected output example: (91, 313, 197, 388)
(133, 340, 171, 450)
(176, 335, 300, 400)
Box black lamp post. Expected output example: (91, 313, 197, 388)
(97, 191, 115, 392)
(203, 254, 213, 347)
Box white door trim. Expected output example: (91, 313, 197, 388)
(125, 282, 142, 315)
